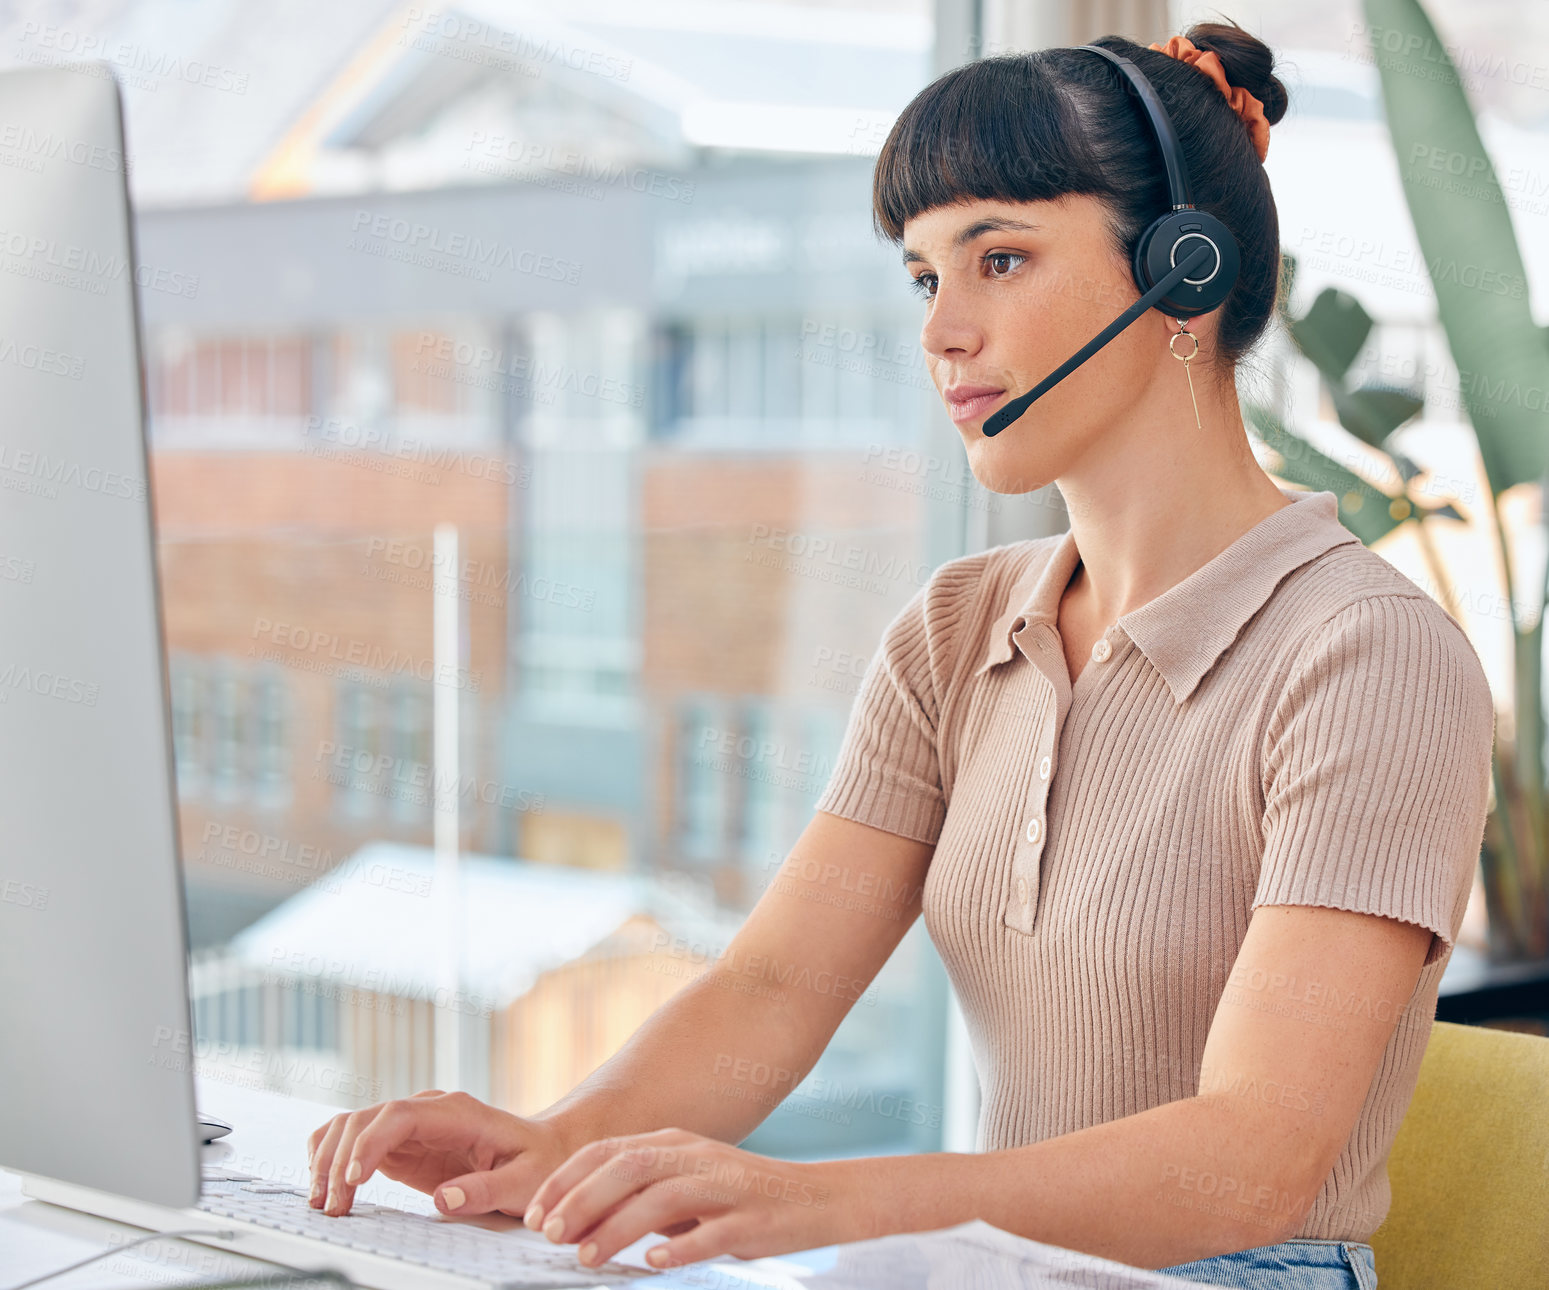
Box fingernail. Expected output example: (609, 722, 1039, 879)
(523, 1202, 543, 1227)
(647, 1246, 671, 1267)
(345, 1160, 362, 1184)
(543, 1214, 565, 1242)
(441, 1185, 465, 1211)
(578, 1242, 597, 1265)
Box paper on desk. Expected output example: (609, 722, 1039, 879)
(616, 1219, 1217, 1289)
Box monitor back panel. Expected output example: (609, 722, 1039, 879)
(0, 64, 200, 1208)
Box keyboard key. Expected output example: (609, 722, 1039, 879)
(195, 1184, 656, 1287)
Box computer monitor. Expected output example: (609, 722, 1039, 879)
(0, 63, 201, 1208)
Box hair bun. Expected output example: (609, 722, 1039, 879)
(1184, 19, 1288, 126)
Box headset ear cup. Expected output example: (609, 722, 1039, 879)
(1134, 209, 1240, 319)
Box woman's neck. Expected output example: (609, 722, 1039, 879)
(1055, 384, 1291, 627)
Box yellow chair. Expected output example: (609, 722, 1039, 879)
(1368, 1019, 1549, 1289)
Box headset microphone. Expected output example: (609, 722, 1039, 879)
(982, 243, 1212, 436)
(981, 43, 1241, 439)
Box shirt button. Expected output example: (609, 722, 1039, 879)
(1091, 637, 1112, 663)
(1015, 875, 1029, 904)
(1025, 816, 1042, 845)
(1038, 755, 1051, 780)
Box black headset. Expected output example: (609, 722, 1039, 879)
(1079, 43, 1240, 319)
(981, 43, 1241, 436)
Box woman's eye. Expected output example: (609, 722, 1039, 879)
(907, 253, 1025, 301)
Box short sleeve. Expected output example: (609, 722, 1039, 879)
(813, 559, 978, 846)
(1255, 594, 1497, 968)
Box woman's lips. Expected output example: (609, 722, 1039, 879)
(947, 388, 1007, 423)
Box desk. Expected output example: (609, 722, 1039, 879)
(1, 1076, 422, 1287)
(2, 1079, 1216, 1290)
(1436, 942, 1549, 1029)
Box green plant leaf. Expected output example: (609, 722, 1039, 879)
(1244, 404, 1404, 544)
(1288, 288, 1374, 382)
(1364, 0, 1549, 494)
(1330, 383, 1424, 448)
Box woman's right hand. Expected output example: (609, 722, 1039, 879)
(306, 1088, 580, 1219)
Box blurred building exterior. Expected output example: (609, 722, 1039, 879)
(0, 0, 1520, 1152)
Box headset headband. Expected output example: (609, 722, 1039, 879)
(1075, 44, 1194, 211)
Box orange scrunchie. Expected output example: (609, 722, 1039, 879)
(1149, 35, 1270, 163)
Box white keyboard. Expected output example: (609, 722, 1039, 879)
(193, 1172, 660, 1290)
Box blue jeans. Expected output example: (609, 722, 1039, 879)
(1159, 1238, 1378, 1289)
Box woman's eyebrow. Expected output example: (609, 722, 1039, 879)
(901, 217, 1042, 266)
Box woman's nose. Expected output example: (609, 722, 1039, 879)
(920, 284, 984, 360)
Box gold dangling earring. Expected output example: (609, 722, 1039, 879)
(1169, 319, 1202, 431)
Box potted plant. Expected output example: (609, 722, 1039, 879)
(1244, 0, 1549, 988)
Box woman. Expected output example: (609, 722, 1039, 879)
(305, 22, 1496, 1289)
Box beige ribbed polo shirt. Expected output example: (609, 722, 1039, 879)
(814, 486, 1496, 1241)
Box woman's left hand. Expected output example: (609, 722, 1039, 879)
(518, 1127, 849, 1271)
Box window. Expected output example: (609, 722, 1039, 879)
(677, 696, 726, 865)
(736, 698, 782, 861)
(147, 331, 313, 446)
(170, 658, 205, 798)
(147, 2, 968, 1160)
(252, 671, 290, 811)
(659, 314, 923, 449)
(329, 678, 437, 827)
(518, 437, 637, 724)
(168, 655, 290, 811)
(388, 684, 432, 827)
(335, 681, 380, 823)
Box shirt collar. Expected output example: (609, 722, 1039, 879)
(973, 488, 1362, 703)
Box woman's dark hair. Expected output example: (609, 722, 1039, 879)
(873, 19, 1290, 370)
